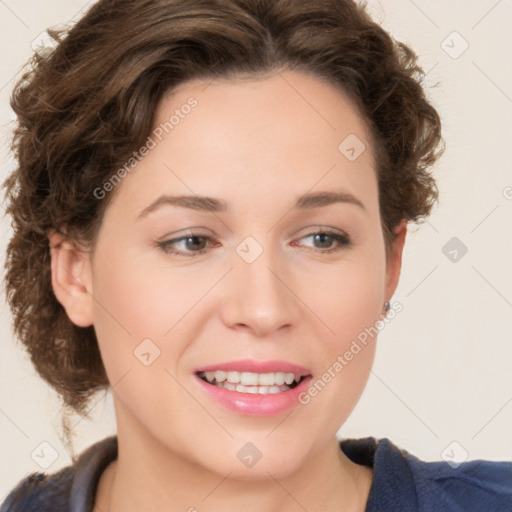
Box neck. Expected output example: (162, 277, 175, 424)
(95, 403, 372, 512)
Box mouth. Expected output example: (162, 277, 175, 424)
(196, 370, 307, 395)
(193, 360, 313, 416)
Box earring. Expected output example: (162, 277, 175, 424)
(379, 301, 391, 320)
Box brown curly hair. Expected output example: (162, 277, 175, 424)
(4, 0, 443, 418)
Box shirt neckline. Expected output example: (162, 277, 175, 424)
(341, 436, 418, 511)
(69, 435, 418, 512)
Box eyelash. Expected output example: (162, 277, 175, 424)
(156, 230, 351, 257)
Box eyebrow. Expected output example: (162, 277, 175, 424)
(137, 190, 365, 218)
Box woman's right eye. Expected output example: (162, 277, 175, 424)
(157, 235, 216, 257)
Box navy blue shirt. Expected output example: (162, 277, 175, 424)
(1, 436, 511, 511)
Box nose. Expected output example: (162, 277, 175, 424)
(219, 241, 301, 337)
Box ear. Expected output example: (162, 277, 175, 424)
(48, 231, 94, 327)
(384, 219, 407, 302)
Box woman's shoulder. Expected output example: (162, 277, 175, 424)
(3, 435, 510, 511)
(0, 436, 117, 512)
(0, 468, 74, 512)
(340, 436, 512, 512)
(403, 445, 512, 512)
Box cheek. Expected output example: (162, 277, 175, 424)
(91, 241, 207, 337)
(294, 270, 382, 432)
(305, 257, 385, 349)
(89, 242, 191, 383)
(88, 245, 204, 426)
(297, 251, 385, 404)
(88, 239, 228, 395)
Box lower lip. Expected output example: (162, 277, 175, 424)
(194, 375, 313, 416)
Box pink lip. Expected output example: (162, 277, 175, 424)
(194, 359, 313, 416)
(194, 374, 313, 416)
(194, 359, 311, 376)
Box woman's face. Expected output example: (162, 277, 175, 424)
(75, 70, 405, 478)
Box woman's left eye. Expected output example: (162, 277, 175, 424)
(157, 230, 351, 257)
(294, 231, 351, 253)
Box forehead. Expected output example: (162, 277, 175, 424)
(107, 70, 379, 219)
(158, 70, 372, 158)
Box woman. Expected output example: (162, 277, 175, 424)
(2, 0, 511, 511)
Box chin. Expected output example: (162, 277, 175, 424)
(196, 437, 310, 482)
(208, 455, 303, 482)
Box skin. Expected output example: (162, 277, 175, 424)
(50, 69, 407, 512)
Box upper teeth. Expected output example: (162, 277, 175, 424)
(202, 371, 301, 386)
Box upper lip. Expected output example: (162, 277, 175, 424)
(195, 359, 311, 376)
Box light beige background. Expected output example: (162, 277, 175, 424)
(1, 0, 511, 500)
